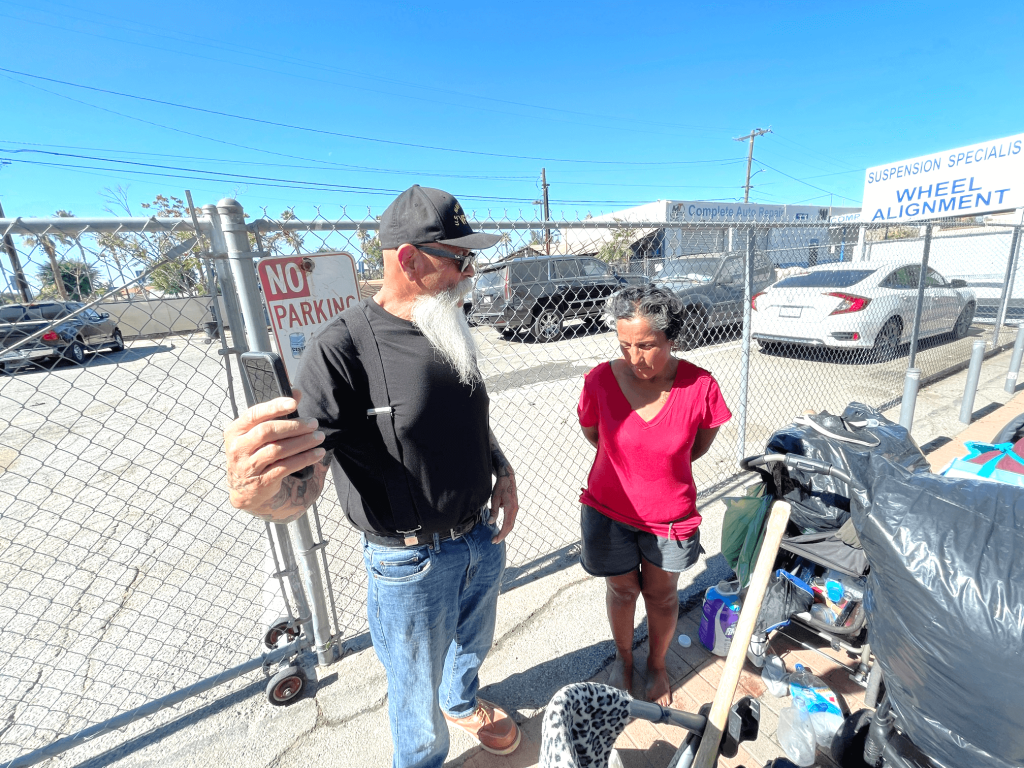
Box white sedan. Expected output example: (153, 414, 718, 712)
(751, 260, 976, 361)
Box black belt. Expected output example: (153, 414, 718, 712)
(364, 515, 481, 548)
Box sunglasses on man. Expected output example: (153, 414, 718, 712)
(416, 244, 476, 273)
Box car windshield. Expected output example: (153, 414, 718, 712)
(475, 269, 505, 290)
(658, 257, 720, 282)
(774, 269, 876, 289)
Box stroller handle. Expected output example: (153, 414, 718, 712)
(628, 699, 706, 734)
(740, 453, 853, 485)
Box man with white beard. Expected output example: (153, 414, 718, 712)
(223, 186, 520, 767)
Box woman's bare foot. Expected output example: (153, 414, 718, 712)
(646, 666, 672, 706)
(607, 653, 633, 693)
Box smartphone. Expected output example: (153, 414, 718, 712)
(239, 351, 314, 480)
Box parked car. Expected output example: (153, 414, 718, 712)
(0, 301, 124, 372)
(945, 272, 1024, 324)
(653, 251, 778, 348)
(470, 255, 626, 340)
(751, 260, 976, 361)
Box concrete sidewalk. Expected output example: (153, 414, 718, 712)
(69, 344, 1024, 768)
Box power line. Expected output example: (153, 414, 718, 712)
(3, 0, 730, 137)
(0, 142, 536, 182)
(753, 158, 861, 204)
(0, 67, 747, 166)
(4, 156, 667, 206)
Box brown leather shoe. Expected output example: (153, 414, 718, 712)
(443, 698, 521, 755)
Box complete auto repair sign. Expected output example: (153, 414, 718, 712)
(257, 252, 360, 382)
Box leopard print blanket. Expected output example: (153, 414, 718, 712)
(539, 682, 632, 768)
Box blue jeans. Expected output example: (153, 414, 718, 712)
(363, 515, 505, 768)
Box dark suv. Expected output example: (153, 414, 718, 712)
(1, 301, 124, 372)
(470, 255, 634, 341)
(654, 252, 777, 348)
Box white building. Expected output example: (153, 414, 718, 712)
(560, 199, 861, 269)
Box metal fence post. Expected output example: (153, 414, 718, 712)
(993, 226, 1022, 346)
(898, 368, 921, 431)
(216, 198, 338, 668)
(1005, 324, 1024, 394)
(202, 204, 255, 405)
(217, 198, 273, 352)
(854, 224, 866, 262)
(960, 339, 988, 424)
(907, 223, 932, 370)
(737, 228, 754, 464)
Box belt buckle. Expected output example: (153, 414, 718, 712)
(398, 527, 421, 547)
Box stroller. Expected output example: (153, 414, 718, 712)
(743, 406, 1024, 768)
(736, 404, 931, 689)
(538, 681, 780, 768)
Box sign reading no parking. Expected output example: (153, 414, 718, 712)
(256, 252, 360, 382)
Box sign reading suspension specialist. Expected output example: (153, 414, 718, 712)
(256, 252, 360, 382)
(862, 133, 1024, 223)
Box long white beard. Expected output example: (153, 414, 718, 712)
(411, 278, 481, 386)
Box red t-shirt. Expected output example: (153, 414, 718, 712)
(578, 360, 732, 540)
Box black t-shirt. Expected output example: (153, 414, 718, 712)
(294, 298, 492, 536)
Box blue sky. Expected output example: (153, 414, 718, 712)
(1, 0, 1021, 221)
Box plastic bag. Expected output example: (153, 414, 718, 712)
(721, 482, 771, 588)
(777, 697, 817, 766)
(852, 456, 1024, 768)
(763, 403, 928, 533)
(762, 654, 789, 697)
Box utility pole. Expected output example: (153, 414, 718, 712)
(0, 200, 33, 303)
(541, 168, 551, 255)
(735, 127, 772, 203)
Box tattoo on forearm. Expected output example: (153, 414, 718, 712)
(488, 429, 512, 478)
(256, 451, 332, 519)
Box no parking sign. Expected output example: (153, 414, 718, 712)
(256, 252, 360, 382)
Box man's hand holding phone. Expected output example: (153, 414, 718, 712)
(223, 390, 327, 518)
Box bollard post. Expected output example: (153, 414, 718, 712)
(898, 368, 921, 431)
(960, 339, 988, 424)
(1005, 324, 1024, 394)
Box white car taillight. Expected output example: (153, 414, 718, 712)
(751, 291, 766, 311)
(826, 292, 871, 315)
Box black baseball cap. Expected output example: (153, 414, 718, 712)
(379, 185, 501, 250)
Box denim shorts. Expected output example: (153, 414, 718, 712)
(580, 504, 703, 576)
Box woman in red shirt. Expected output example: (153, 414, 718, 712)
(578, 285, 731, 705)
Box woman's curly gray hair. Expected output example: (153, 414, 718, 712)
(604, 285, 686, 347)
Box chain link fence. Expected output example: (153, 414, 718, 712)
(2, 201, 1022, 765)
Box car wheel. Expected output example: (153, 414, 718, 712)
(64, 340, 86, 366)
(869, 318, 901, 363)
(952, 302, 975, 340)
(110, 329, 125, 352)
(680, 308, 708, 350)
(532, 307, 564, 342)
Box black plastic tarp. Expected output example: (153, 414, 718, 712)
(852, 455, 1024, 768)
(763, 402, 930, 533)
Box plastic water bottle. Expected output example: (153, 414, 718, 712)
(761, 653, 789, 697)
(777, 697, 817, 766)
(789, 664, 844, 747)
